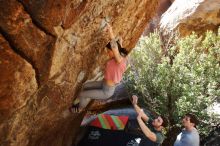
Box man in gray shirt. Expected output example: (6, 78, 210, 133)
(174, 113, 200, 146)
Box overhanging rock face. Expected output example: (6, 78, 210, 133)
(143, 0, 172, 35)
(160, 0, 220, 37)
(0, 0, 159, 146)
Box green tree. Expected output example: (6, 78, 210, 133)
(124, 30, 220, 145)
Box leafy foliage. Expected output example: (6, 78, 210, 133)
(124, 30, 220, 137)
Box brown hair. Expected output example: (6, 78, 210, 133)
(106, 41, 128, 56)
(185, 113, 199, 126)
(160, 115, 168, 128)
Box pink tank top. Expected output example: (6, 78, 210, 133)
(104, 58, 127, 84)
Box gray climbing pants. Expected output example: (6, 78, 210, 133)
(79, 80, 116, 108)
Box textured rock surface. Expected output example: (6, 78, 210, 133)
(0, 0, 159, 146)
(144, 0, 172, 35)
(160, 0, 220, 37)
(0, 34, 38, 142)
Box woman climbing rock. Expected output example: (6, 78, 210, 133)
(71, 23, 129, 113)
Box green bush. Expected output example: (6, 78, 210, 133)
(124, 30, 220, 137)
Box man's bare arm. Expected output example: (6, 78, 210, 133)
(137, 110, 157, 142)
(132, 95, 149, 122)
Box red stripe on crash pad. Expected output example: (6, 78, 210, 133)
(90, 114, 129, 130)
